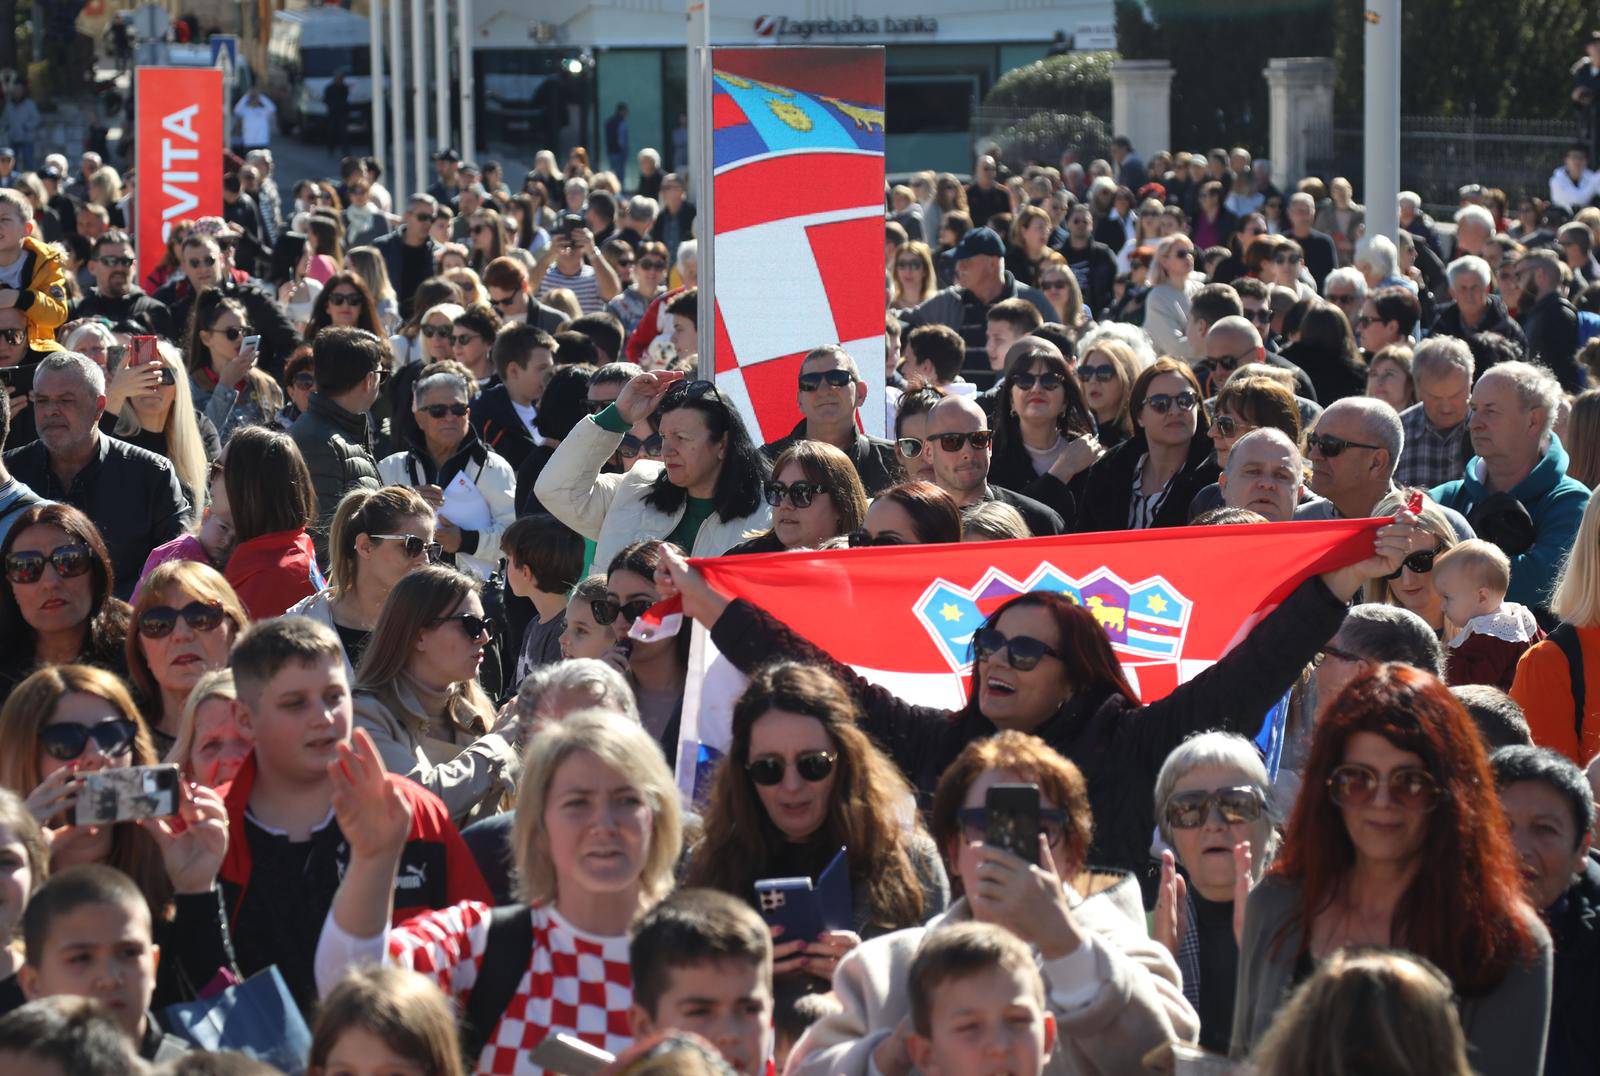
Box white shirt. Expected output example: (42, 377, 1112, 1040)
(233, 96, 276, 147)
(0, 250, 25, 290)
(1550, 166, 1600, 210)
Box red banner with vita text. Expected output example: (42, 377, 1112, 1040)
(135, 67, 223, 289)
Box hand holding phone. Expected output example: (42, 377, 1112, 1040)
(75, 765, 180, 827)
(984, 783, 1041, 865)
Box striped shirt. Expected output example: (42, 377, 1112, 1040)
(542, 264, 603, 313)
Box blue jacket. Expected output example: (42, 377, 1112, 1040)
(1431, 435, 1592, 611)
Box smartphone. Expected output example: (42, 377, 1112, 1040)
(985, 782, 1041, 865)
(131, 334, 157, 367)
(754, 876, 824, 944)
(157, 366, 176, 386)
(524, 1032, 612, 1075)
(106, 344, 128, 371)
(75, 765, 180, 827)
(0, 363, 34, 396)
(240, 334, 261, 362)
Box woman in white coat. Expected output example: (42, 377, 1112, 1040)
(535, 369, 771, 568)
(377, 365, 516, 582)
(1142, 234, 1205, 359)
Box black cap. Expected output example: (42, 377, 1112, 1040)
(432, 148, 461, 163)
(953, 226, 1005, 261)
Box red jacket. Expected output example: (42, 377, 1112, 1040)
(224, 529, 324, 619)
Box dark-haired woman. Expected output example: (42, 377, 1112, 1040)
(655, 514, 1418, 885)
(221, 426, 325, 619)
(304, 270, 384, 343)
(686, 662, 948, 979)
(1280, 299, 1369, 404)
(986, 338, 1103, 521)
(853, 480, 962, 546)
(599, 539, 691, 757)
(535, 370, 771, 565)
(185, 290, 284, 445)
(728, 441, 869, 555)
(1232, 666, 1552, 1076)
(1076, 357, 1220, 533)
(0, 504, 130, 701)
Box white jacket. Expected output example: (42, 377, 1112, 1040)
(377, 444, 516, 581)
(1142, 277, 1204, 360)
(534, 415, 771, 569)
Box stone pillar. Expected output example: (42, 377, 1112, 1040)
(1110, 59, 1174, 159)
(1264, 57, 1337, 193)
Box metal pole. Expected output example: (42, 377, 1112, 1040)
(433, 0, 450, 153)
(459, 0, 476, 157)
(369, 0, 386, 175)
(388, 0, 407, 201)
(689, 0, 712, 378)
(411, 0, 428, 195)
(1363, 0, 1400, 242)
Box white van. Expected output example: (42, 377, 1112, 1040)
(265, 6, 374, 141)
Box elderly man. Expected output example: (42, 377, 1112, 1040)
(1322, 266, 1368, 329)
(760, 345, 899, 495)
(3, 352, 189, 598)
(1454, 203, 1497, 259)
(905, 227, 1052, 375)
(1432, 360, 1591, 613)
(920, 395, 1061, 535)
(1219, 427, 1304, 522)
(71, 230, 173, 338)
(1285, 192, 1338, 290)
(1515, 249, 1585, 391)
(1398, 191, 1442, 256)
(1429, 254, 1527, 352)
(1395, 336, 1476, 489)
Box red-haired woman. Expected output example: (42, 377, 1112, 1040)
(1231, 664, 1551, 1076)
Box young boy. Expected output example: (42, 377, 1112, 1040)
(221, 617, 490, 1013)
(0, 996, 146, 1076)
(0, 188, 66, 351)
(628, 887, 774, 1076)
(904, 922, 1057, 1076)
(503, 513, 584, 685)
(1434, 538, 1544, 690)
(18, 865, 189, 1063)
(471, 322, 557, 471)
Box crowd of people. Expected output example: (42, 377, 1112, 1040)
(0, 123, 1598, 1076)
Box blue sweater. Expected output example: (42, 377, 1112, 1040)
(1431, 435, 1592, 611)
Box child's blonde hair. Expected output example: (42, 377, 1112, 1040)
(1434, 538, 1512, 596)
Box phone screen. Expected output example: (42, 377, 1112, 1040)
(985, 782, 1041, 865)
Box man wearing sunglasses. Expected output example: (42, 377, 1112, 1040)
(759, 346, 899, 496)
(372, 194, 442, 319)
(155, 232, 298, 383)
(1356, 287, 1420, 359)
(71, 230, 173, 338)
(287, 328, 384, 562)
(921, 395, 1062, 536)
(1201, 317, 1316, 403)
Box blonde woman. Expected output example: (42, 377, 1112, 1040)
(89, 166, 126, 227)
(346, 245, 401, 333)
(1361, 490, 1460, 635)
(1038, 262, 1091, 333)
(164, 667, 252, 788)
(115, 339, 217, 508)
(890, 240, 936, 311)
(1075, 336, 1142, 450)
(1143, 234, 1204, 357)
(443, 265, 486, 307)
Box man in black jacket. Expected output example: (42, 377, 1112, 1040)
(1429, 254, 1527, 354)
(1053, 203, 1116, 318)
(1285, 192, 1338, 291)
(1515, 249, 1585, 391)
(155, 233, 298, 381)
(921, 394, 1061, 535)
(760, 345, 900, 496)
(372, 196, 442, 319)
(471, 322, 554, 473)
(965, 156, 1011, 229)
(288, 328, 383, 563)
(71, 231, 172, 338)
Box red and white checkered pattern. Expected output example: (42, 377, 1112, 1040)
(387, 901, 635, 1075)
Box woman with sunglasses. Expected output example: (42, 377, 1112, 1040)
(1073, 335, 1140, 452)
(592, 539, 692, 757)
(537, 369, 771, 566)
(184, 290, 283, 446)
(605, 240, 670, 334)
(0, 504, 128, 701)
(1077, 357, 1220, 533)
(387, 283, 463, 368)
(448, 302, 500, 384)
(986, 338, 1102, 522)
(1143, 234, 1204, 358)
(890, 240, 936, 311)
(303, 270, 383, 343)
(787, 729, 1195, 1076)
(686, 663, 947, 980)
(1362, 490, 1459, 635)
(1231, 666, 1551, 1075)
(728, 441, 869, 555)
(891, 384, 945, 483)
(125, 561, 248, 756)
(353, 565, 515, 825)
(379, 366, 515, 583)
(222, 426, 325, 619)
(0, 663, 238, 1009)
(110, 338, 217, 511)
(1149, 732, 1278, 1054)
(1038, 263, 1092, 333)
(466, 208, 507, 274)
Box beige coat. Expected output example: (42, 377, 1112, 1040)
(784, 871, 1198, 1076)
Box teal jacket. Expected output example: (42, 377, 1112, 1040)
(1431, 435, 1592, 611)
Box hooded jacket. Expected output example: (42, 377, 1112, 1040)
(10, 234, 67, 349)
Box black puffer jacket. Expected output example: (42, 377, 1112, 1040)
(1074, 430, 1220, 534)
(288, 392, 381, 563)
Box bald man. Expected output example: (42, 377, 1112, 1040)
(1219, 428, 1305, 522)
(921, 395, 1063, 536)
(1202, 315, 1317, 401)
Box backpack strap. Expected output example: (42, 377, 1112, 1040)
(460, 904, 535, 1066)
(1549, 623, 1588, 747)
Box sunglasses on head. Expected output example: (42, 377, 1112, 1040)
(327, 292, 363, 307)
(1306, 432, 1383, 458)
(371, 533, 442, 561)
(1163, 786, 1264, 830)
(973, 626, 1062, 672)
(1327, 763, 1441, 812)
(39, 718, 139, 762)
(420, 402, 470, 419)
(215, 325, 254, 342)
(1143, 391, 1198, 414)
(958, 806, 1069, 848)
(1077, 362, 1117, 383)
(746, 750, 837, 786)
(591, 596, 653, 625)
(764, 480, 828, 508)
(421, 325, 453, 339)
(926, 430, 994, 452)
(658, 379, 720, 411)
(5, 543, 92, 585)
(619, 432, 663, 459)
(1012, 371, 1065, 392)
(138, 599, 228, 639)
(798, 369, 854, 392)
(430, 613, 495, 641)
(1382, 548, 1437, 580)
(848, 529, 907, 547)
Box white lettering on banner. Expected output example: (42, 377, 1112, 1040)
(753, 15, 939, 40)
(159, 105, 201, 240)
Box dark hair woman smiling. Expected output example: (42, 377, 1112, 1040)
(986, 337, 1100, 522)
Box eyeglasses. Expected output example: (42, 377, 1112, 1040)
(452, 333, 482, 347)
(1163, 786, 1264, 830)
(1198, 354, 1249, 378)
(847, 529, 908, 547)
(1077, 362, 1117, 383)
(370, 533, 442, 561)
(1244, 306, 1273, 325)
(214, 325, 254, 342)
(798, 369, 854, 392)
(5, 543, 93, 585)
(973, 627, 1062, 672)
(97, 255, 134, 268)
(430, 613, 496, 640)
(764, 480, 828, 508)
(619, 432, 663, 459)
(926, 430, 994, 452)
(1327, 763, 1441, 812)
(0, 328, 23, 345)
(1041, 278, 1070, 291)
(291, 372, 316, 389)
(1313, 643, 1365, 666)
(894, 437, 924, 460)
(421, 325, 453, 339)
(591, 597, 654, 625)
(1382, 548, 1438, 580)
(1143, 391, 1198, 414)
(746, 750, 837, 786)
(187, 257, 217, 269)
(420, 403, 470, 419)
(327, 292, 363, 307)
(1273, 252, 1304, 265)
(957, 806, 1070, 848)
(138, 600, 227, 639)
(1012, 371, 1065, 392)
(1306, 433, 1383, 458)
(39, 718, 139, 762)
(639, 259, 667, 271)
(1211, 414, 1254, 439)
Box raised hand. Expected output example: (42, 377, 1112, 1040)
(1233, 839, 1254, 945)
(653, 544, 730, 625)
(1154, 849, 1190, 958)
(967, 833, 1084, 960)
(143, 781, 230, 895)
(614, 370, 685, 425)
(328, 728, 412, 863)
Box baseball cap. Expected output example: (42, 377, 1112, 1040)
(952, 226, 1005, 261)
(39, 164, 61, 180)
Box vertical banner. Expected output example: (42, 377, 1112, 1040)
(135, 67, 224, 289)
(705, 47, 888, 441)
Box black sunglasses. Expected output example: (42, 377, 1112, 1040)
(764, 480, 827, 508)
(585, 398, 612, 414)
(1164, 786, 1264, 830)
(1012, 371, 1065, 392)
(927, 430, 994, 452)
(973, 627, 1062, 672)
(848, 529, 907, 547)
(0, 328, 23, 345)
(591, 596, 654, 625)
(430, 613, 495, 639)
(452, 333, 483, 347)
(1143, 391, 1198, 415)
(639, 259, 667, 271)
(421, 325, 453, 339)
(39, 718, 139, 762)
(420, 403, 470, 419)
(619, 432, 663, 459)
(291, 372, 316, 389)
(1077, 362, 1117, 383)
(1307, 432, 1383, 458)
(327, 292, 363, 307)
(138, 600, 227, 639)
(1211, 414, 1253, 439)
(1198, 354, 1248, 378)
(1382, 548, 1438, 580)
(5, 543, 93, 585)
(1244, 306, 1273, 324)
(746, 750, 837, 786)
(187, 256, 217, 268)
(798, 369, 854, 392)
(216, 325, 254, 341)
(658, 379, 720, 410)
(370, 533, 442, 561)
